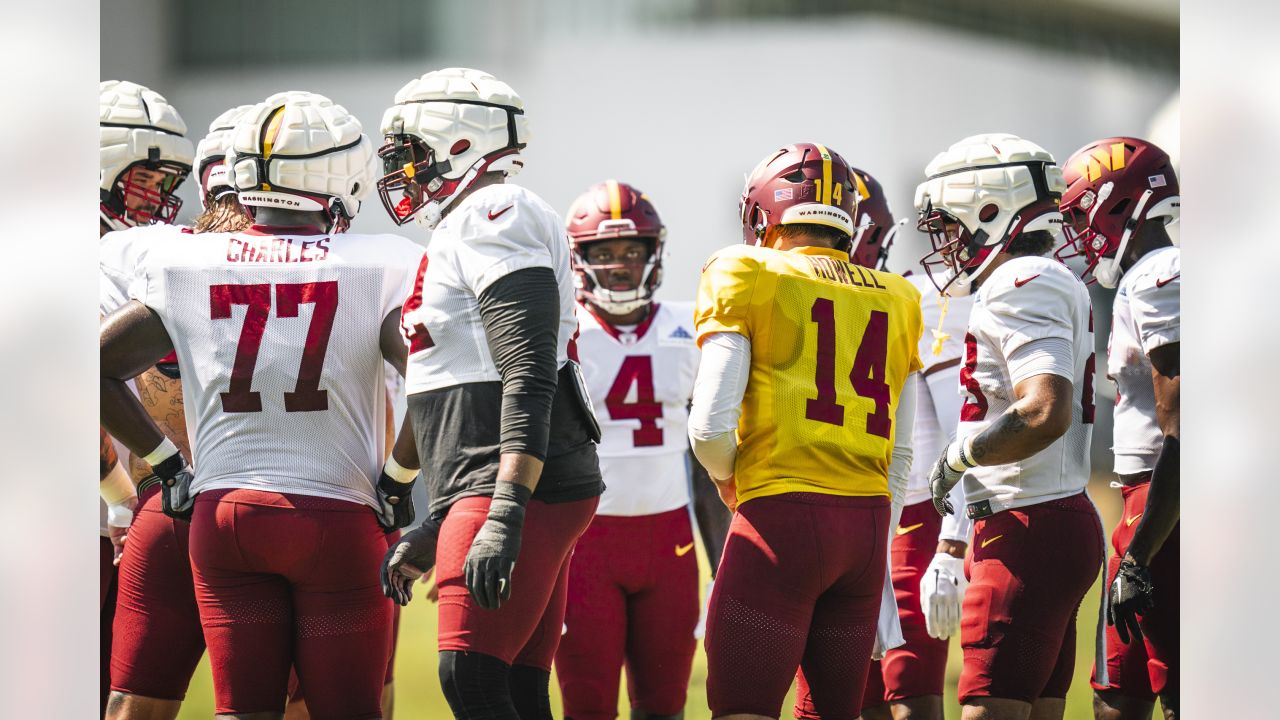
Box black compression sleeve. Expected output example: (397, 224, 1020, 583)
(477, 267, 561, 460)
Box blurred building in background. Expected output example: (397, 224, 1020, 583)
(103, 0, 1178, 474)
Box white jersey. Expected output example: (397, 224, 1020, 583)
(904, 273, 975, 506)
(576, 301, 700, 516)
(101, 224, 178, 315)
(1108, 247, 1180, 475)
(403, 184, 578, 395)
(128, 224, 423, 508)
(957, 255, 1095, 513)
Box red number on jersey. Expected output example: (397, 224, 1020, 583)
(606, 355, 663, 447)
(209, 281, 339, 413)
(959, 332, 989, 422)
(804, 298, 892, 439)
(400, 253, 435, 353)
(210, 283, 271, 412)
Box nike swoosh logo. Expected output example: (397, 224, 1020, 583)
(487, 205, 514, 221)
(1155, 274, 1179, 288)
(1126, 513, 1143, 527)
(980, 534, 1004, 548)
(675, 542, 695, 557)
(896, 522, 924, 536)
(1013, 275, 1040, 288)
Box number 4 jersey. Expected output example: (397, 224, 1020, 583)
(576, 301, 700, 516)
(695, 244, 923, 505)
(127, 224, 424, 508)
(957, 255, 1095, 513)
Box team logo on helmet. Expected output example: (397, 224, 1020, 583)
(740, 143, 859, 250)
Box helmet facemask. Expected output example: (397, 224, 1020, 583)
(101, 158, 190, 229)
(572, 236, 662, 316)
(917, 203, 998, 296)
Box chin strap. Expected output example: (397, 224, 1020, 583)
(1096, 188, 1154, 289)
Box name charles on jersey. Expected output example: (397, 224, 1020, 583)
(226, 235, 331, 263)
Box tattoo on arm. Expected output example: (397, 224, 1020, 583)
(968, 408, 1031, 464)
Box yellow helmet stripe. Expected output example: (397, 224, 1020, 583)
(813, 143, 833, 205)
(853, 172, 870, 203)
(262, 106, 287, 161)
(606, 179, 623, 220)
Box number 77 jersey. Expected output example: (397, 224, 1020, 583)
(126, 225, 424, 508)
(695, 244, 923, 505)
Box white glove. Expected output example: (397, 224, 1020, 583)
(919, 552, 968, 640)
(694, 579, 713, 639)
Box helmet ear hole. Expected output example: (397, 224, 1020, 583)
(979, 203, 1000, 222)
(449, 139, 471, 155)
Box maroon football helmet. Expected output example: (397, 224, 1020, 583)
(1055, 137, 1179, 288)
(566, 179, 666, 315)
(740, 143, 858, 249)
(848, 167, 897, 270)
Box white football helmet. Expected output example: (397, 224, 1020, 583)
(914, 133, 1066, 296)
(99, 80, 194, 230)
(194, 104, 255, 210)
(377, 68, 529, 229)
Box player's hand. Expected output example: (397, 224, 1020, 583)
(150, 453, 196, 522)
(714, 476, 738, 512)
(464, 483, 531, 610)
(106, 495, 138, 566)
(920, 552, 968, 640)
(1107, 554, 1154, 644)
(375, 468, 417, 531)
(381, 520, 440, 606)
(929, 439, 974, 516)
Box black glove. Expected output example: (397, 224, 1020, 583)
(381, 520, 440, 606)
(464, 482, 532, 610)
(375, 470, 417, 531)
(1107, 555, 1154, 644)
(151, 452, 196, 522)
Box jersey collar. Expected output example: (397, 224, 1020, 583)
(243, 224, 328, 237)
(789, 245, 850, 260)
(584, 302, 661, 344)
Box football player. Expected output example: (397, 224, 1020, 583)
(554, 180, 728, 720)
(97, 79, 194, 719)
(1056, 138, 1181, 720)
(100, 90, 424, 719)
(920, 133, 1103, 720)
(375, 68, 604, 720)
(688, 143, 923, 720)
(851, 168, 974, 720)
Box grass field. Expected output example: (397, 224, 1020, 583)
(176, 480, 1120, 719)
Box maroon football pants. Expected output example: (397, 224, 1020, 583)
(1091, 480, 1180, 703)
(705, 492, 889, 720)
(110, 485, 205, 700)
(436, 495, 599, 669)
(959, 492, 1104, 705)
(100, 536, 117, 717)
(862, 500, 951, 713)
(555, 506, 699, 719)
(188, 488, 392, 719)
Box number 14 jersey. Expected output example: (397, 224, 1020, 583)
(127, 225, 423, 508)
(576, 301, 700, 516)
(695, 244, 923, 505)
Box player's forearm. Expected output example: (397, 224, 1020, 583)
(496, 452, 545, 494)
(1127, 435, 1179, 566)
(477, 268, 561, 462)
(690, 453, 731, 573)
(688, 332, 750, 481)
(390, 414, 420, 470)
(101, 377, 169, 461)
(968, 374, 1073, 466)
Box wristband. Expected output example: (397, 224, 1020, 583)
(383, 456, 419, 484)
(143, 437, 181, 467)
(100, 461, 136, 506)
(946, 436, 979, 472)
(106, 501, 134, 528)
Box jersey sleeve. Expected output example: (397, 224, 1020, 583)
(452, 195, 556, 297)
(694, 247, 761, 345)
(1129, 260, 1180, 354)
(980, 270, 1077, 362)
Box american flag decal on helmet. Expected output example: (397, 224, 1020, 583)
(774, 188, 793, 201)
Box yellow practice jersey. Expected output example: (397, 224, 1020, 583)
(695, 244, 924, 505)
